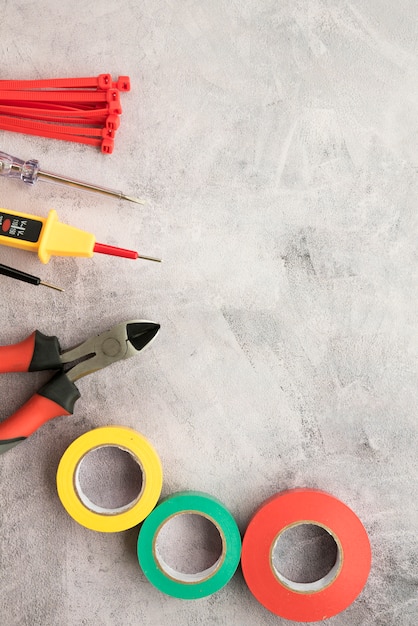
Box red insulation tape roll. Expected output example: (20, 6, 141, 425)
(241, 489, 371, 622)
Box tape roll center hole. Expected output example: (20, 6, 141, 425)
(155, 513, 223, 583)
(272, 523, 340, 592)
(76, 445, 143, 514)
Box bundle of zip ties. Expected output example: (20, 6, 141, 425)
(0, 74, 130, 154)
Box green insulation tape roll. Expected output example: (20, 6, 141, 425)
(137, 491, 242, 599)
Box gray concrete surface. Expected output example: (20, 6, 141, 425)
(0, 1, 417, 624)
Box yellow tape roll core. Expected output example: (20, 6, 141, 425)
(57, 426, 163, 532)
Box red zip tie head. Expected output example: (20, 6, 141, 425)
(106, 89, 120, 103)
(98, 74, 130, 91)
(97, 74, 112, 90)
(105, 90, 122, 114)
(105, 114, 120, 131)
(101, 137, 114, 154)
(100, 127, 115, 139)
(114, 76, 131, 92)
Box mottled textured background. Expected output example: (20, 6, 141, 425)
(0, 1, 417, 624)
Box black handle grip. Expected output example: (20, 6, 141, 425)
(38, 371, 81, 414)
(29, 330, 62, 371)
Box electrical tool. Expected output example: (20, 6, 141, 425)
(0, 150, 145, 205)
(0, 320, 160, 454)
(0, 208, 161, 263)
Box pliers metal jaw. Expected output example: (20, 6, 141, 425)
(0, 320, 160, 454)
(61, 320, 160, 382)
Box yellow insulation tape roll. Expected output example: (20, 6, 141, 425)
(56, 426, 163, 532)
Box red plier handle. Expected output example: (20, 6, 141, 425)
(0, 331, 80, 453)
(0, 330, 61, 372)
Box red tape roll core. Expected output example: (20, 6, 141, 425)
(241, 489, 371, 622)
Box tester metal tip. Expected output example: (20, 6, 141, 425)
(137, 254, 162, 263)
(39, 280, 65, 292)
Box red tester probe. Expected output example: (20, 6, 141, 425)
(0, 208, 160, 264)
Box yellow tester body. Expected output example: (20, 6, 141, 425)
(0, 208, 95, 263)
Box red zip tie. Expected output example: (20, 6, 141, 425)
(0, 88, 121, 109)
(0, 88, 119, 102)
(0, 98, 122, 115)
(0, 111, 120, 130)
(0, 100, 85, 112)
(0, 106, 120, 127)
(0, 112, 108, 126)
(0, 74, 128, 153)
(0, 74, 111, 91)
(0, 74, 130, 91)
(0, 120, 114, 153)
(0, 115, 115, 138)
(0, 105, 105, 120)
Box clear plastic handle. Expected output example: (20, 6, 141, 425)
(0, 151, 39, 184)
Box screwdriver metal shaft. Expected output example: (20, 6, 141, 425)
(37, 170, 145, 205)
(0, 150, 146, 205)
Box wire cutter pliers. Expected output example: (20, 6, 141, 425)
(0, 320, 160, 454)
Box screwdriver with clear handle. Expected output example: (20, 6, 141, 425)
(0, 150, 146, 205)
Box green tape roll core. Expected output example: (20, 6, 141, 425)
(137, 491, 242, 599)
